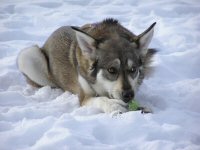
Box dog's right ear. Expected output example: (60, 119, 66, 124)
(71, 26, 96, 60)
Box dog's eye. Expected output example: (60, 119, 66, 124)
(129, 67, 137, 73)
(108, 67, 117, 74)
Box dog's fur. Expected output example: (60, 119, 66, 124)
(17, 18, 156, 113)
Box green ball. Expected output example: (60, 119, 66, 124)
(128, 100, 140, 111)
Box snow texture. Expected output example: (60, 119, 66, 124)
(0, 0, 200, 150)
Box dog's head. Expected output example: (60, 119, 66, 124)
(73, 19, 156, 103)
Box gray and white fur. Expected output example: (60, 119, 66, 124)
(17, 19, 156, 113)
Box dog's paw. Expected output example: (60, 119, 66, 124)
(102, 99, 128, 114)
(85, 97, 128, 114)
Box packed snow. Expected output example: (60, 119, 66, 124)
(0, 0, 200, 150)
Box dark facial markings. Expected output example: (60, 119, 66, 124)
(89, 59, 99, 79)
(129, 67, 137, 74)
(93, 36, 143, 83)
(99, 57, 141, 83)
(105, 67, 119, 81)
(102, 59, 120, 81)
(128, 66, 138, 78)
(107, 67, 118, 74)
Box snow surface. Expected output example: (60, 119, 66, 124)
(0, 0, 200, 150)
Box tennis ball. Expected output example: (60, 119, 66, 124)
(128, 100, 140, 111)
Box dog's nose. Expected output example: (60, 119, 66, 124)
(122, 90, 134, 103)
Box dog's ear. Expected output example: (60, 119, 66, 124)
(136, 22, 156, 56)
(71, 26, 96, 59)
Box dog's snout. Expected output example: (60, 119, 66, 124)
(122, 90, 134, 103)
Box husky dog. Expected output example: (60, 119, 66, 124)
(18, 18, 156, 113)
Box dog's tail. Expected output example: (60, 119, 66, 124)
(17, 45, 56, 87)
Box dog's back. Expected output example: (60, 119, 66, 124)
(41, 26, 80, 93)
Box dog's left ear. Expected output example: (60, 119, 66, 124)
(136, 22, 156, 56)
(71, 26, 96, 60)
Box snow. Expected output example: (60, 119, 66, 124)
(0, 0, 200, 149)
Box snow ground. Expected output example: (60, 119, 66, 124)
(0, 0, 200, 150)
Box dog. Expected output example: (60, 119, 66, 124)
(17, 18, 156, 113)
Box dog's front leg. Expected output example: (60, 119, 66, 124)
(82, 97, 128, 114)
